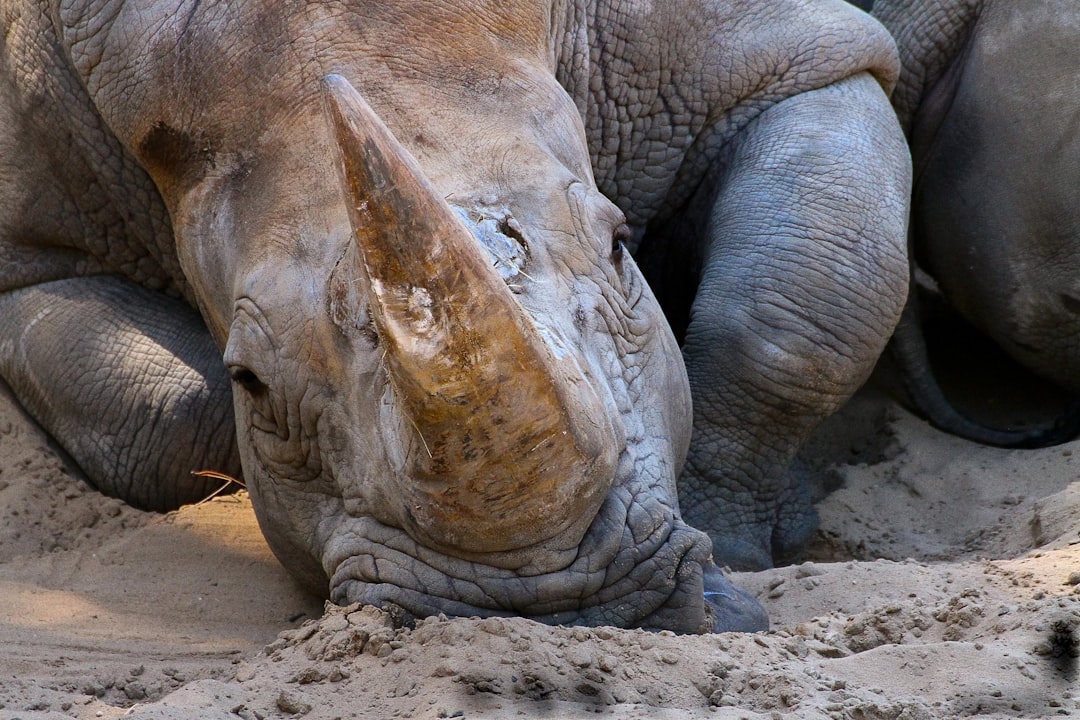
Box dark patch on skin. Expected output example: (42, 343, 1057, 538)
(497, 215, 527, 248)
(358, 318, 379, 346)
(1049, 618, 1078, 679)
(180, 0, 204, 38)
(572, 305, 589, 333)
(137, 121, 216, 193)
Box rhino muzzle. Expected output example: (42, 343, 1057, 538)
(323, 74, 618, 556)
(320, 474, 762, 634)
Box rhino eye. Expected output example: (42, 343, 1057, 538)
(229, 365, 266, 394)
(611, 224, 631, 261)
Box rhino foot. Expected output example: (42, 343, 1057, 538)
(0, 277, 241, 510)
(681, 462, 819, 573)
(703, 565, 769, 633)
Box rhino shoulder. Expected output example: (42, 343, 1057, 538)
(556, 0, 900, 227)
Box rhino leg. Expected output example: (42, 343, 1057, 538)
(0, 276, 240, 511)
(676, 73, 910, 570)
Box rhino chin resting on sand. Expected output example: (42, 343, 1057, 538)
(0, 1, 910, 632)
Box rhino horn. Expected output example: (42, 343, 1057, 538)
(323, 74, 616, 556)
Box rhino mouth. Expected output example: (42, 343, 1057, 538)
(323, 471, 766, 633)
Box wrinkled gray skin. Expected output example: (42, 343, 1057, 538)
(0, 0, 909, 632)
(869, 0, 1080, 445)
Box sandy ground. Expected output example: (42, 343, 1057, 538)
(0, 360, 1078, 719)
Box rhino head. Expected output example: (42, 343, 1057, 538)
(314, 76, 625, 559)
(219, 74, 755, 631)
(106, 7, 762, 631)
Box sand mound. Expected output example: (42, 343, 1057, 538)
(0, 376, 1077, 719)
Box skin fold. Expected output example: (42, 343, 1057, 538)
(0, 0, 910, 632)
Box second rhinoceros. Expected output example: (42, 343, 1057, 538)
(869, 0, 1080, 447)
(0, 0, 910, 632)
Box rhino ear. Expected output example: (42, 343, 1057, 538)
(321, 74, 618, 557)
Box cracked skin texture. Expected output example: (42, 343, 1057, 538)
(0, 0, 909, 631)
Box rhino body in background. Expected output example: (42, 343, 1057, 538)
(868, 0, 1080, 447)
(0, 1, 909, 632)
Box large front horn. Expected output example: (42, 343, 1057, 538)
(323, 75, 616, 555)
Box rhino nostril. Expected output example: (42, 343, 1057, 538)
(1061, 293, 1080, 315)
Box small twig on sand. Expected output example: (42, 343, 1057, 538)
(190, 469, 247, 506)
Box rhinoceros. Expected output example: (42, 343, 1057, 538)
(0, 0, 910, 632)
(868, 0, 1080, 447)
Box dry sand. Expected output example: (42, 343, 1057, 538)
(0, 370, 1077, 719)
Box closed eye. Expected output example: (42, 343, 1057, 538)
(611, 224, 631, 261)
(228, 365, 266, 394)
